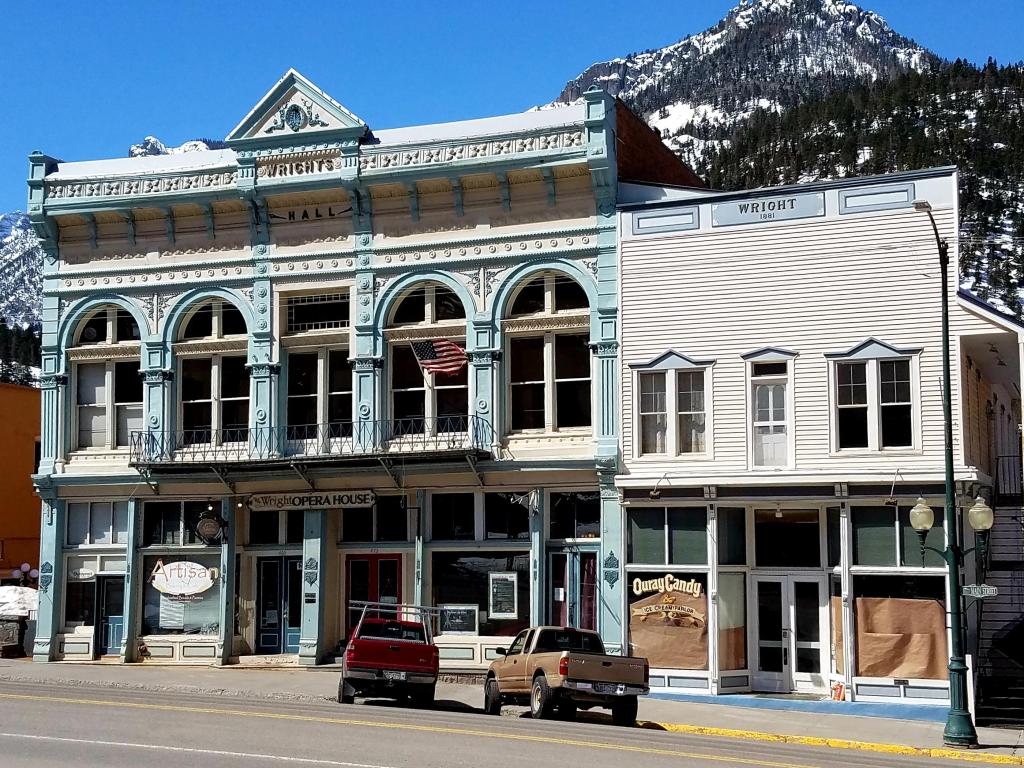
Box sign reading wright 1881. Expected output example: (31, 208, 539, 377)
(712, 191, 825, 227)
(249, 490, 376, 511)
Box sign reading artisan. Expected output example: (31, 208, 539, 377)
(248, 490, 376, 512)
(149, 560, 218, 598)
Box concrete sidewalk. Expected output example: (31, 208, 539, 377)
(1, 658, 1022, 762)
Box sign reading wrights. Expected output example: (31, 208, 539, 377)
(712, 191, 825, 227)
(248, 491, 376, 511)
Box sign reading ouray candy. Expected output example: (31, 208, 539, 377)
(248, 491, 376, 511)
(632, 573, 703, 599)
(149, 560, 218, 597)
(711, 191, 825, 227)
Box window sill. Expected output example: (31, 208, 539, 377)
(506, 429, 593, 441)
(632, 453, 712, 462)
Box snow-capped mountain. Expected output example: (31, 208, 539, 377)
(129, 136, 227, 157)
(0, 212, 41, 328)
(556, 0, 940, 162)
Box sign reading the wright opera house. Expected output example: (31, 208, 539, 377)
(712, 191, 825, 227)
(628, 572, 708, 670)
(248, 491, 376, 511)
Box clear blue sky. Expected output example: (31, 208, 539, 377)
(1, 0, 1020, 212)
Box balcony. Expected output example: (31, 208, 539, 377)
(129, 416, 495, 473)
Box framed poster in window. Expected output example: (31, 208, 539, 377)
(489, 572, 518, 619)
(439, 604, 479, 635)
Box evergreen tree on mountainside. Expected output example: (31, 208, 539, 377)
(0, 319, 41, 386)
(689, 60, 1024, 312)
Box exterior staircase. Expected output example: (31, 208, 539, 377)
(975, 461, 1024, 726)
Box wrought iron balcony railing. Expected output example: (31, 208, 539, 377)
(129, 416, 494, 467)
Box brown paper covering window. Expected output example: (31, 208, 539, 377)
(830, 595, 844, 675)
(854, 597, 946, 680)
(628, 589, 709, 670)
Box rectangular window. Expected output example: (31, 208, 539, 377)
(64, 580, 96, 626)
(431, 493, 476, 540)
(754, 509, 820, 567)
(554, 334, 591, 428)
(434, 361, 468, 429)
(484, 493, 529, 540)
(114, 361, 143, 447)
(751, 364, 788, 467)
(880, 360, 913, 447)
(899, 504, 944, 567)
(827, 507, 842, 568)
(219, 356, 250, 440)
(668, 508, 708, 564)
(431, 551, 530, 636)
(67, 503, 90, 546)
(851, 506, 897, 566)
(287, 352, 318, 438)
(286, 293, 350, 333)
(141, 501, 216, 548)
(375, 496, 408, 542)
(638, 372, 667, 455)
(328, 350, 352, 434)
(67, 501, 129, 546)
(549, 492, 600, 540)
(76, 363, 107, 448)
(627, 508, 665, 564)
(341, 509, 373, 542)
(181, 358, 212, 439)
(676, 371, 706, 453)
(392, 344, 425, 427)
(836, 362, 868, 449)
(249, 511, 280, 545)
(510, 337, 545, 430)
(141, 554, 221, 635)
(286, 509, 305, 545)
(717, 507, 747, 565)
(718, 572, 747, 671)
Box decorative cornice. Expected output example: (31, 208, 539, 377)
(501, 313, 588, 334)
(383, 323, 466, 343)
(47, 170, 237, 201)
(173, 339, 247, 356)
(66, 343, 142, 362)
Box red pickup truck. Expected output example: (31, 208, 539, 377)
(338, 604, 439, 707)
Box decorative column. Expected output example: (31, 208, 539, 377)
(247, 361, 279, 459)
(140, 358, 172, 459)
(216, 498, 236, 665)
(119, 498, 141, 662)
(37, 371, 66, 475)
(468, 345, 498, 450)
(299, 511, 327, 665)
(597, 461, 623, 654)
(529, 489, 545, 626)
(32, 494, 65, 662)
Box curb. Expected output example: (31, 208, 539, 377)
(640, 721, 1024, 765)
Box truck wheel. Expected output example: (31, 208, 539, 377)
(338, 677, 355, 705)
(611, 696, 638, 727)
(483, 678, 502, 715)
(530, 675, 554, 720)
(411, 684, 435, 708)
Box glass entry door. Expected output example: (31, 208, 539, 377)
(96, 576, 125, 656)
(752, 574, 827, 693)
(345, 554, 402, 636)
(548, 550, 598, 630)
(256, 556, 302, 654)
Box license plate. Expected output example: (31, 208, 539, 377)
(383, 670, 407, 681)
(595, 683, 627, 695)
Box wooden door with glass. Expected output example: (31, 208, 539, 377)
(548, 549, 598, 630)
(752, 574, 828, 693)
(345, 554, 403, 636)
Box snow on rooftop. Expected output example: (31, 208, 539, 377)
(370, 102, 585, 146)
(51, 149, 236, 180)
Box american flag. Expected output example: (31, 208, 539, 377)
(410, 339, 467, 375)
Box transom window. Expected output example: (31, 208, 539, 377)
(390, 284, 465, 326)
(509, 275, 588, 317)
(67, 501, 129, 546)
(75, 306, 141, 345)
(637, 368, 708, 456)
(286, 293, 350, 333)
(181, 300, 247, 341)
(835, 358, 914, 450)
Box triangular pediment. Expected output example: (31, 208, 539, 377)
(824, 338, 923, 360)
(227, 69, 367, 146)
(629, 350, 716, 370)
(741, 346, 798, 362)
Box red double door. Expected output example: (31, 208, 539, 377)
(345, 553, 402, 635)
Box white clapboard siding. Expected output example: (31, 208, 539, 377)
(620, 203, 1010, 480)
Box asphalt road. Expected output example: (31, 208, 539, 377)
(0, 681, 994, 768)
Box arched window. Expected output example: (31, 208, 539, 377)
(504, 272, 591, 433)
(176, 300, 249, 444)
(386, 282, 468, 434)
(70, 305, 143, 450)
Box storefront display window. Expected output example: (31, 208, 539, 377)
(431, 551, 530, 636)
(898, 506, 944, 567)
(717, 507, 746, 565)
(141, 554, 221, 635)
(627, 571, 708, 670)
(852, 507, 896, 565)
(431, 493, 475, 540)
(549, 492, 600, 540)
(851, 575, 946, 680)
(754, 510, 820, 567)
(64, 580, 95, 626)
(142, 501, 214, 547)
(717, 572, 746, 671)
(627, 507, 708, 565)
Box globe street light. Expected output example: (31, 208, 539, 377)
(912, 198, 980, 748)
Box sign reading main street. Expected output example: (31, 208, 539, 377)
(249, 490, 376, 511)
(962, 584, 998, 598)
(712, 191, 825, 227)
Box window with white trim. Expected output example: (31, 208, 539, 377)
(504, 274, 591, 433)
(74, 360, 142, 449)
(180, 355, 249, 443)
(635, 363, 709, 456)
(286, 348, 352, 439)
(750, 361, 789, 467)
(75, 306, 141, 346)
(834, 357, 914, 450)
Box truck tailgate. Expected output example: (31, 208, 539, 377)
(348, 638, 436, 675)
(564, 653, 646, 686)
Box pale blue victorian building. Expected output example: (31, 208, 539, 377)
(28, 70, 698, 666)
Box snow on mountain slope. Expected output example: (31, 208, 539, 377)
(129, 136, 228, 157)
(0, 212, 42, 327)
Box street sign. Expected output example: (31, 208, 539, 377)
(962, 584, 998, 598)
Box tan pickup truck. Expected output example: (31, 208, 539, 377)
(483, 626, 649, 725)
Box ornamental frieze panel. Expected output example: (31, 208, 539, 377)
(47, 171, 237, 200)
(376, 232, 595, 266)
(501, 313, 589, 334)
(66, 344, 143, 362)
(59, 264, 255, 291)
(358, 130, 585, 172)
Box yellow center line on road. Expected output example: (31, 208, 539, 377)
(0, 691, 823, 768)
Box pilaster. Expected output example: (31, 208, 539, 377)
(299, 510, 327, 665)
(414, 489, 426, 606)
(37, 372, 67, 475)
(597, 465, 623, 654)
(32, 495, 65, 662)
(217, 497, 236, 665)
(468, 340, 498, 449)
(120, 497, 141, 662)
(247, 362, 280, 458)
(529, 489, 545, 626)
